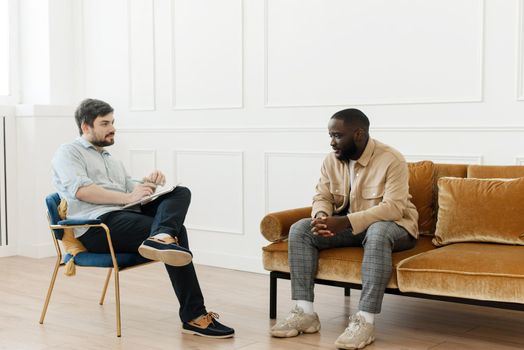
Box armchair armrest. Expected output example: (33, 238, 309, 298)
(49, 221, 118, 267)
(50, 220, 106, 231)
(260, 207, 311, 242)
(58, 219, 102, 225)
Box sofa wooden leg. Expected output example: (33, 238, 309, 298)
(270, 272, 277, 319)
(344, 287, 351, 297)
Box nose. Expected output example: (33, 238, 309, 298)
(330, 137, 336, 147)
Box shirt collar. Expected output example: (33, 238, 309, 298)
(75, 137, 110, 155)
(356, 138, 375, 167)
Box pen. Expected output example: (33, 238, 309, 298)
(131, 179, 160, 187)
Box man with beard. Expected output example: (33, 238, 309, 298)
(51, 98, 234, 339)
(270, 108, 418, 349)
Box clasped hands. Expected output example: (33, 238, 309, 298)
(311, 213, 352, 237)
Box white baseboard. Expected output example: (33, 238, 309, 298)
(18, 242, 56, 258)
(191, 249, 267, 274)
(0, 245, 17, 257)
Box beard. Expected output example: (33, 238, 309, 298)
(336, 140, 358, 162)
(91, 134, 115, 147)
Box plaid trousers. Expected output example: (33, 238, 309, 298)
(288, 218, 415, 313)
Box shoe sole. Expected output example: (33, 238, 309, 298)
(270, 324, 320, 338)
(182, 329, 234, 339)
(334, 335, 375, 349)
(304, 324, 321, 334)
(138, 245, 192, 267)
(270, 329, 299, 338)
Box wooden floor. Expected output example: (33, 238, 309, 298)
(1, 256, 523, 350)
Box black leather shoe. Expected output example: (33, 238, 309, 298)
(182, 312, 234, 338)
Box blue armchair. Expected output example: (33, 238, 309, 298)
(39, 193, 153, 337)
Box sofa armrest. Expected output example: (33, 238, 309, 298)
(260, 207, 312, 242)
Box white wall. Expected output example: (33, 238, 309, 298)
(12, 0, 524, 272)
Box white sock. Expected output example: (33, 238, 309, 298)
(152, 233, 172, 240)
(296, 300, 314, 314)
(356, 311, 375, 324)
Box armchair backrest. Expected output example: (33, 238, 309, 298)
(45, 193, 65, 240)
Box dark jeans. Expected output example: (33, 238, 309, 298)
(78, 186, 206, 322)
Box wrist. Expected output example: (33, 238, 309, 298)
(315, 211, 328, 218)
(122, 193, 131, 205)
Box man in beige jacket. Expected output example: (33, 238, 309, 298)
(270, 108, 419, 350)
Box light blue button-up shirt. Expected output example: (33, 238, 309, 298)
(51, 137, 135, 237)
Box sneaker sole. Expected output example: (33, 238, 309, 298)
(334, 335, 375, 349)
(182, 328, 234, 339)
(270, 324, 319, 338)
(138, 245, 192, 267)
(270, 329, 300, 338)
(304, 324, 321, 333)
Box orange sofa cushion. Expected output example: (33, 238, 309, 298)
(468, 165, 524, 179)
(407, 161, 434, 235)
(262, 235, 436, 288)
(397, 243, 524, 303)
(433, 176, 524, 246)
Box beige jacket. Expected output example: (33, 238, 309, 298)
(312, 138, 419, 238)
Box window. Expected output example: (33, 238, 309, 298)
(0, 0, 9, 96)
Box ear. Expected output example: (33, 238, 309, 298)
(80, 121, 90, 135)
(354, 128, 364, 141)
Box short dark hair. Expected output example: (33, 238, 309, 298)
(331, 108, 370, 132)
(74, 99, 114, 135)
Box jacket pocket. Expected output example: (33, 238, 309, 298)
(361, 186, 384, 199)
(360, 185, 384, 209)
(330, 182, 346, 207)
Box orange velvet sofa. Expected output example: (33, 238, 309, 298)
(260, 162, 524, 318)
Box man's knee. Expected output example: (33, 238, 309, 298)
(175, 185, 191, 197)
(172, 185, 191, 202)
(288, 218, 312, 242)
(363, 221, 396, 246)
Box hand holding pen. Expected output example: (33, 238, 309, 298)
(143, 170, 166, 187)
(132, 170, 166, 189)
(128, 182, 155, 202)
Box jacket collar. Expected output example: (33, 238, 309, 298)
(356, 137, 375, 167)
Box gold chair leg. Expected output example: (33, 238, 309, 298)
(39, 257, 61, 324)
(101, 223, 122, 337)
(114, 269, 121, 337)
(99, 268, 112, 305)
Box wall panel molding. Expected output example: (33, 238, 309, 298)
(171, 0, 243, 110)
(75, 0, 86, 102)
(264, 152, 325, 213)
(405, 154, 483, 164)
(173, 149, 244, 234)
(518, 0, 524, 101)
(117, 125, 524, 134)
(264, 0, 485, 107)
(128, 149, 157, 178)
(128, 0, 156, 111)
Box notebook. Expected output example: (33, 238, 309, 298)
(122, 185, 177, 209)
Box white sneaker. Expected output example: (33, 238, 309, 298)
(270, 305, 321, 338)
(334, 314, 375, 349)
